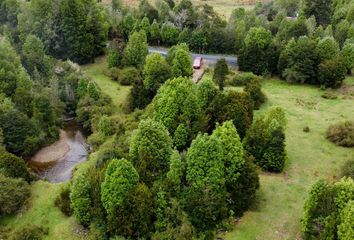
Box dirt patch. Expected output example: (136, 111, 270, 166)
(193, 67, 205, 83)
(31, 130, 70, 163)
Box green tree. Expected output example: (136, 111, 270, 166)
(101, 159, 139, 214)
(166, 43, 189, 64)
(70, 167, 92, 226)
(140, 17, 151, 37)
(239, 27, 273, 75)
(243, 107, 287, 172)
(22, 35, 52, 78)
(143, 53, 171, 94)
(278, 37, 320, 84)
(124, 31, 149, 68)
(0, 151, 30, 181)
(303, 0, 333, 26)
(211, 121, 244, 185)
(318, 57, 347, 88)
(129, 119, 173, 185)
(160, 22, 179, 45)
(150, 19, 161, 45)
(338, 200, 354, 240)
(152, 77, 202, 143)
(171, 49, 192, 77)
(0, 173, 30, 216)
(316, 37, 340, 62)
(213, 59, 229, 90)
(244, 76, 267, 110)
(341, 40, 354, 73)
(166, 150, 184, 192)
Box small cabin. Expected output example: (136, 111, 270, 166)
(193, 57, 203, 69)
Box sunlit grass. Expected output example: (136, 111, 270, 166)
(220, 77, 354, 239)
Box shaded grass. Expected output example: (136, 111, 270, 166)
(0, 181, 82, 240)
(220, 77, 354, 239)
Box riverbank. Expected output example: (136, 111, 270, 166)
(31, 130, 70, 163)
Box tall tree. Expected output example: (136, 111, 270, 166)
(124, 31, 149, 68)
(143, 53, 171, 94)
(303, 0, 333, 26)
(129, 119, 173, 185)
(213, 58, 229, 90)
(171, 49, 192, 77)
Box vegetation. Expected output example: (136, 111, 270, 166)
(0, 0, 354, 239)
(326, 120, 354, 147)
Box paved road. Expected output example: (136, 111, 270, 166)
(148, 46, 238, 67)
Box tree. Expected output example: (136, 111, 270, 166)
(160, 22, 180, 45)
(338, 200, 354, 240)
(0, 151, 30, 181)
(129, 119, 173, 185)
(166, 43, 189, 64)
(70, 167, 92, 226)
(318, 57, 347, 88)
(244, 77, 266, 110)
(101, 159, 139, 214)
(213, 59, 229, 90)
(278, 37, 320, 84)
(239, 27, 273, 75)
(302, 177, 354, 240)
(184, 133, 228, 230)
(140, 16, 151, 37)
(123, 31, 149, 68)
(152, 77, 202, 145)
(211, 121, 244, 186)
(150, 19, 161, 45)
(341, 40, 354, 73)
(0, 173, 30, 215)
(243, 107, 287, 172)
(303, 0, 333, 26)
(22, 35, 52, 78)
(171, 49, 192, 77)
(143, 53, 171, 94)
(316, 37, 340, 62)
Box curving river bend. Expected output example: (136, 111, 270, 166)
(28, 121, 89, 183)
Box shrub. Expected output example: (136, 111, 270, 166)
(303, 126, 310, 132)
(107, 51, 121, 69)
(340, 160, 354, 179)
(70, 168, 92, 226)
(326, 121, 354, 147)
(118, 67, 141, 86)
(228, 72, 261, 86)
(0, 151, 31, 181)
(244, 77, 267, 110)
(243, 107, 287, 172)
(321, 92, 338, 99)
(302, 178, 354, 239)
(0, 173, 30, 215)
(318, 58, 347, 88)
(338, 200, 354, 240)
(55, 184, 73, 216)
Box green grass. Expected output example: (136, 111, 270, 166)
(81, 57, 131, 114)
(219, 77, 354, 239)
(0, 181, 82, 240)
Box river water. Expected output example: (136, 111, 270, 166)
(28, 121, 89, 183)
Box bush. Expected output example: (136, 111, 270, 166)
(318, 58, 347, 88)
(70, 168, 92, 226)
(340, 160, 354, 179)
(244, 77, 267, 110)
(228, 72, 261, 86)
(326, 121, 354, 147)
(0, 173, 30, 215)
(55, 184, 73, 216)
(118, 67, 141, 86)
(243, 107, 287, 172)
(0, 151, 31, 181)
(10, 225, 48, 240)
(321, 92, 338, 99)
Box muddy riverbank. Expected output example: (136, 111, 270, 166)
(28, 120, 89, 183)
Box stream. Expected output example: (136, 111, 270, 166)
(28, 120, 89, 183)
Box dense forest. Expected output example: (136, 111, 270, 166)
(0, 0, 353, 239)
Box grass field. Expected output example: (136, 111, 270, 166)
(219, 77, 354, 239)
(0, 181, 82, 240)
